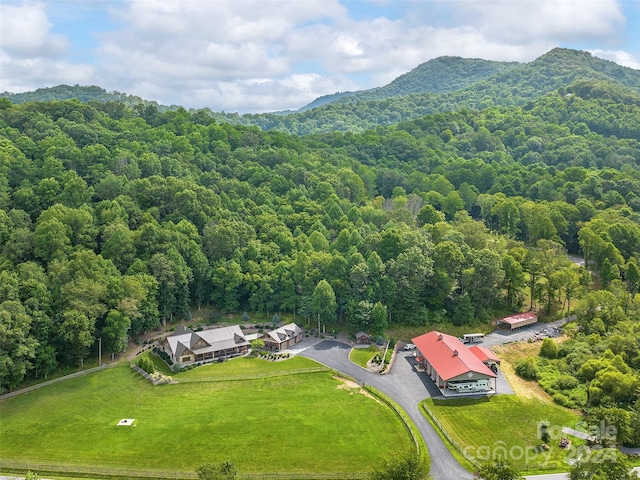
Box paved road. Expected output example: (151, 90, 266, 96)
(300, 341, 475, 480)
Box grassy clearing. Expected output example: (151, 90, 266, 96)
(349, 346, 380, 369)
(423, 395, 584, 472)
(493, 341, 554, 402)
(0, 358, 413, 475)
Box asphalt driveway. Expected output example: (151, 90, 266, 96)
(300, 341, 475, 480)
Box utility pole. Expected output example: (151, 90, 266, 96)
(98, 337, 102, 367)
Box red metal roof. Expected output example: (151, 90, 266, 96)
(498, 312, 537, 325)
(468, 345, 500, 364)
(411, 331, 496, 381)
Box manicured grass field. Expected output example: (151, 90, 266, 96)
(423, 395, 584, 471)
(0, 357, 414, 475)
(177, 354, 320, 380)
(349, 346, 380, 368)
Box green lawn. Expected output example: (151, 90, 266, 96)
(177, 355, 319, 380)
(0, 357, 414, 475)
(349, 346, 380, 368)
(423, 395, 584, 472)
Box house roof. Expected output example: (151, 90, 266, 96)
(498, 312, 537, 326)
(468, 345, 500, 364)
(411, 331, 496, 381)
(355, 331, 370, 338)
(165, 325, 249, 358)
(264, 323, 303, 344)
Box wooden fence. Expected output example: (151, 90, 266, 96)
(0, 461, 367, 479)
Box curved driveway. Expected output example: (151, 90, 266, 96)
(300, 341, 474, 480)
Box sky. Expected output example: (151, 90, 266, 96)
(1, 0, 639, 114)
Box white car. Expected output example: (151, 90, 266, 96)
(404, 343, 416, 350)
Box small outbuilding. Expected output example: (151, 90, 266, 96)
(355, 331, 371, 344)
(497, 312, 538, 331)
(263, 323, 304, 351)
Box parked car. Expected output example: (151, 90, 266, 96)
(404, 343, 416, 350)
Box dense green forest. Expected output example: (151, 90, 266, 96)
(5, 49, 640, 136)
(0, 84, 171, 112)
(1, 50, 639, 443)
(297, 55, 520, 112)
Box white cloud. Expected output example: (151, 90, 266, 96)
(0, 2, 68, 58)
(0, 52, 95, 93)
(0, 2, 94, 93)
(455, 0, 625, 44)
(0, 0, 634, 112)
(590, 49, 640, 70)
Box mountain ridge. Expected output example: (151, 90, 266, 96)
(2, 48, 640, 135)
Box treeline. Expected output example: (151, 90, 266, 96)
(517, 294, 640, 447)
(0, 80, 640, 392)
(221, 48, 640, 134)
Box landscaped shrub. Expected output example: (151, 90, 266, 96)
(515, 357, 538, 380)
(258, 351, 290, 361)
(150, 372, 172, 385)
(153, 347, 174, 365)
(137, 356, 155, 374)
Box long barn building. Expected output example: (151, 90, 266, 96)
(412, 331, 497, 396)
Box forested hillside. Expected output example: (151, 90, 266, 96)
(298, 56, 521, 111)
(1, 70, 640, 428)
(5, 49, 640, 137)
(243, 49, 640, 133)
(0, 85, 170, 111)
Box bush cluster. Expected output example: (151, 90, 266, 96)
(258, 351, 290, 361)
(137, 356, 155, 374)
(515, 357, 538, 380)
(153, 347, 173, 365)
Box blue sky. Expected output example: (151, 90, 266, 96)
(1, 0, 639, 113)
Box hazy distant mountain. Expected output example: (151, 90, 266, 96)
(298, 56, 521, 111)
(3, 48, 639, 135)
(241, 48, 640, 133)
(0, 84, 169, 110)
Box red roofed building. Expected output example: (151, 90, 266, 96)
(468, 345, 500, 366)
(497, 312, 537, 331)
(412, 331, 497, 396)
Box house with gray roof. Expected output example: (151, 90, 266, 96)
(162, 325, 249, 365)
(263, 323, 304, 351)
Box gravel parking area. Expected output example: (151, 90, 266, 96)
(481, 316, 574, 348)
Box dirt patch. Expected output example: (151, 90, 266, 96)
(365, 360, 381, 373)
(334, 376, 382, 404)
(493, 342, 554, 403)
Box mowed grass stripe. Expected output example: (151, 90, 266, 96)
(349, 346, 379, 369)
(423, 396, 583, 468)
(177, 355, 322, 380)
(1, 360, 413, 474)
